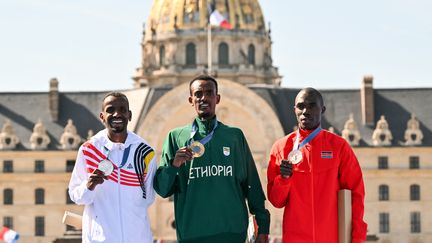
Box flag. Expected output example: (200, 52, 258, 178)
(0, 227, 19, 243)
(208, 4, 232, 29)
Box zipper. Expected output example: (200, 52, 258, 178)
(117, 158, 124, 242)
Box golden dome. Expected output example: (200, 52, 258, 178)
(146, 0, 266, 33)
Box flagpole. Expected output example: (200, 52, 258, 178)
(207, 23, 212, 75)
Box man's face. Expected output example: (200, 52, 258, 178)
(100, 96, 131, 134)
(189, 79, 220, 120)
(294, 90, 325, 130)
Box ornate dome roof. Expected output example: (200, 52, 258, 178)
(146, 0, 266, 33)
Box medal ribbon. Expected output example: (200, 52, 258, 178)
(103, 144, 131, 169)
(187, 119, 218, 185)
(188, 119, 218, 146)
(292, 127, 322, 152)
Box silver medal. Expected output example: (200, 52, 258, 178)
(288, 150, 303, 164)
(98, 159, 114, 176)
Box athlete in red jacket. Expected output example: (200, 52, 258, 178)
(267, 87, 367, 243)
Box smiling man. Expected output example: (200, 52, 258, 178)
(153, 75, 270, 243)
(68, 92, 157, 243)
(266, 88, 367, 243)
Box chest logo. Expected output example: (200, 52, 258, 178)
(223, 146, 230, 156)
(321, 151, 333, 159)
(126, 163, 134, 169)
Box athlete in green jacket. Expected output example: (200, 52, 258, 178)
(154, 75, 270, 243)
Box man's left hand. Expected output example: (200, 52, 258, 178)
(255, 234, 269, 243)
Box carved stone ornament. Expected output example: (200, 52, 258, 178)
(341, 113, 361, 146)
(0, 120, 20, 150)
(59, 119, 82, 150)
(29, 119, 51, 150)
(87, 129, 94, 141)
(404, 114, 423, 146)
(372, 115, 393, 146)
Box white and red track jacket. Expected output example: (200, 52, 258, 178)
(68, 129, 157, 243)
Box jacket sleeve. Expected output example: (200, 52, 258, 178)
(153, 132, 180, 198)
(266, 142, 292, 208)
(241, 132, 270, 235)
(68, 146, 97, 205)
(338, 141, 368, 242)
(144, 149, 158, 206)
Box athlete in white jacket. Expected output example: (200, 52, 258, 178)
(68, 92, 157, 243)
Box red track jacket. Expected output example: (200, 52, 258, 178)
(267, 129, 367, 243)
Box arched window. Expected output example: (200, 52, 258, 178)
(410, 184, 420, 201)
(159, 45, 166, 66)
(218, 42, 229, 65)
(378, 185, 389, 201)
(3, 188, 13, 205)
(186, 43, 196, 66)
(35, 188, 45, 205)
(248, 44, 255, 65)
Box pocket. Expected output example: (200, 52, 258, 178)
(314, 149, 339, 173)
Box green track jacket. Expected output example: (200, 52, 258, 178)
(154, 117, 270, 243)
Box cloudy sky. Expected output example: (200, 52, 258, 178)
(1, 0, 431, 92)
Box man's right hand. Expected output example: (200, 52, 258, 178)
(87, 170, 105, 191)
(172, 147, 193, 167)
(280, 160, 293, 178)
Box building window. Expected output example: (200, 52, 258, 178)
(35, 188, 45, 205)
(3, 188, 13, 205)
(218, 42, 229, 65)
(3, 160, 13, 173)
(66, 189, 74, 204)
(409, 156, 419, 169)
(378, 156, 388, 169)
(34, 160, 45, 173)
(248, 44, 255, 65)
(159, 45, 165, 66)
(410, 184, 420, 201)
(411, 212, 421, 233)
(66, 160, 75, 173)
(186, 43, 196, 66)
(379, 213, 390, 233)
(35, 216, 45, 236)
(378, 185, 389, 201)
(3, 216, 13, 229)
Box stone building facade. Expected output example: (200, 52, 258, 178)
(1, 1, 431, 243)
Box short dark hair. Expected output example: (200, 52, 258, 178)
(189, 74, 218, 95)
(102, 92, 129, 110)
(300, 87, 324, 106)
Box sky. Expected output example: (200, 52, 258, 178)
(0, 0, 431, 92)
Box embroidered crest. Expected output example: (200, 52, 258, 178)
(127, 163, 133, 169)
(223, 146, 230, 156)
(321, 151, 333, 159)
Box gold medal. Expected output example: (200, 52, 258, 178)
(189, 141, 205, 158)
(98, 159, 114, 176)
(288, 150, 303, 164)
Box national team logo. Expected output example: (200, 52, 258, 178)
(223, 147, 230, 156)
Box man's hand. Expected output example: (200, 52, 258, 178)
(86, 170, 106, 191)
(280, 160, 293, 178)
(172, 147, 193, 167)
(255, 234, 269, 243)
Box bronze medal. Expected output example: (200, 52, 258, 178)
(189, 141, 205, 158)
(98, 159, 114, 176)
(288, 150, 303, 164)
